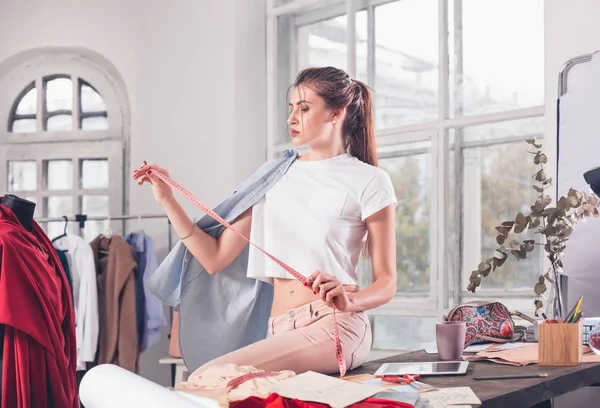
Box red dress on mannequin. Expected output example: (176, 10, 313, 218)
(0, 203, 77, 408)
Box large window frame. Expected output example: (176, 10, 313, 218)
(267, 0, 545, 324)
(0, 50, 130, 237)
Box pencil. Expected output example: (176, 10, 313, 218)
(563, 296, 583, 323)
(473, 374, 548, 381)
(574, 297, 583, 318)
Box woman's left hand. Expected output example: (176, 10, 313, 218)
(307, 271, 353, 312)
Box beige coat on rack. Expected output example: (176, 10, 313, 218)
(90, 235, 140, 372)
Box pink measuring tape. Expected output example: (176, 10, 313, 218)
(226, 371, 281, 388)
(146, 167, 347, 377)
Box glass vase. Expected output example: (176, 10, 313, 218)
(589, 324, 600, 355)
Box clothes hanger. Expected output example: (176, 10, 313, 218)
(99, 214, 113, 255)
(51, 216, 69, 243)
(104, 213, 113, 238)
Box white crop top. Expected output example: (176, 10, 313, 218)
(246, 153, 397, 285)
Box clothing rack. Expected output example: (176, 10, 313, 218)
(558, 51, 597, 97)
(38, 212, 178, 384)
(35, 213, 173, 250)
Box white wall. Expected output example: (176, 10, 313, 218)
(545, 1, 600, 406)
(0, 0, 266, 386)
(545, 0, 600, 188)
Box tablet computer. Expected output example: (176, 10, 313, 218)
(374, 361, 469, 377)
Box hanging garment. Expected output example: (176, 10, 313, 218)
(53, 234, 99, 371)
(147, 148, 297, 371)
(557, 51, 600, 317)
(55, 247, 74, 300)
(126, 230, 166, 351)
(90, 235, 139, 372)
(0, 202, 78, 408)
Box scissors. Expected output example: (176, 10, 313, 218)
(381, 374, 437, 392)
(381, 374, 420, 384)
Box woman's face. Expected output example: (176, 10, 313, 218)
(287, 85, 341, 148)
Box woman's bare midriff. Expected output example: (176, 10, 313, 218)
(270, 278, 359, 317)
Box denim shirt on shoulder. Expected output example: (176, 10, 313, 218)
(146, 148, 298, 371)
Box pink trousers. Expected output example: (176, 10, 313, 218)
(192, 299, 372, 376)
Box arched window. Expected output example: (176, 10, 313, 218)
(0, 50, 129, 241)
(9, 76, 109, 133)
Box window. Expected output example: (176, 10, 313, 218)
(9, 76, 109, 133)
(455, 118, 545, 292)
(374, 0, 438, 128)
(449, 0, 545, 116)
(0, 51, 128, 241)
(267, 0, 545, 350)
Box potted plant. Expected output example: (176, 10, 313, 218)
(467, 139, 600, 319)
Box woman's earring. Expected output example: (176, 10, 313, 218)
(332, 120, 337, 125)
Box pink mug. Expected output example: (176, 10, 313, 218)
(436, 321, 467, 360)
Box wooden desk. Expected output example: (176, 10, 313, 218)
(348, 350, 600, 408)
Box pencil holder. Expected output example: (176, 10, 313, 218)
(538, 320, 583, 366)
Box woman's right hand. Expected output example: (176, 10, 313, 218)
(133, 162, 174, 205)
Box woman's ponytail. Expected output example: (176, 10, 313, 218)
(343, 80, 378, 167)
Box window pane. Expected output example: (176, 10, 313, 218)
(81, 159, 109, 189)
(82, 195, 109, 242)
(375, 0, 438, 128)
(81, 116, 108, 130)
(11, 119, 36, 133)
(46, 77, 73, 112)
(462, 117, 544, 143)
(449, 0, 544, 116)
(15, 86, 37, 115)
(47, 114, 73, 131)
(8, 161, 37, 191)
(81, 83, 107, 112)
(46, 196, 74, 239)
(45, 160, 73, 190)
(297, 15, 347, 72)
(457, 119, 544, 291)
(372, 316, 436, 350)
(379, 143, 431, 294)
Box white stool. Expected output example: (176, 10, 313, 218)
(159, 357, 189, 386)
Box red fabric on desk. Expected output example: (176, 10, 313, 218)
(231, 393, 415, 408)
(0, 203, 77, 408)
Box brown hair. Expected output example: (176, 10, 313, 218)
(292, 66, 378, 167)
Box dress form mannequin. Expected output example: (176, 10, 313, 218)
(0, 195, 35, 383)
(1, 195, 36, 369)
(0, 194, 35, 231)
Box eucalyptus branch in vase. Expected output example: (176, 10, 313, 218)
(467, 139, 600, 318)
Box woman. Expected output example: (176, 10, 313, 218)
(133, 66, 397, 375)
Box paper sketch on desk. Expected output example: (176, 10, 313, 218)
(415, 387, 481, 408)
(268, 371, 384, 408)
(488, 343, 526, 351)
(361, 378, 389, 387)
